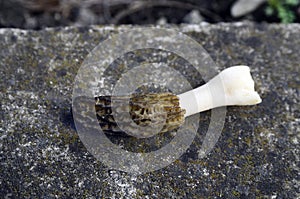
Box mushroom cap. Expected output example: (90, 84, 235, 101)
(95, 93, 185, 138)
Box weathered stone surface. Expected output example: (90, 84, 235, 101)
(0, 23, 299, 198)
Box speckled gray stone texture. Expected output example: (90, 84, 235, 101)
(0, 23, 299, 198)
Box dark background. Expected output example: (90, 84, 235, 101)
(1, 0, 299, 30)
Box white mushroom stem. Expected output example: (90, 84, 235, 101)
(178, 66, 262, 117)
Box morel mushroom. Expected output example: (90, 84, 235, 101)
(94, 65, 262, 138)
